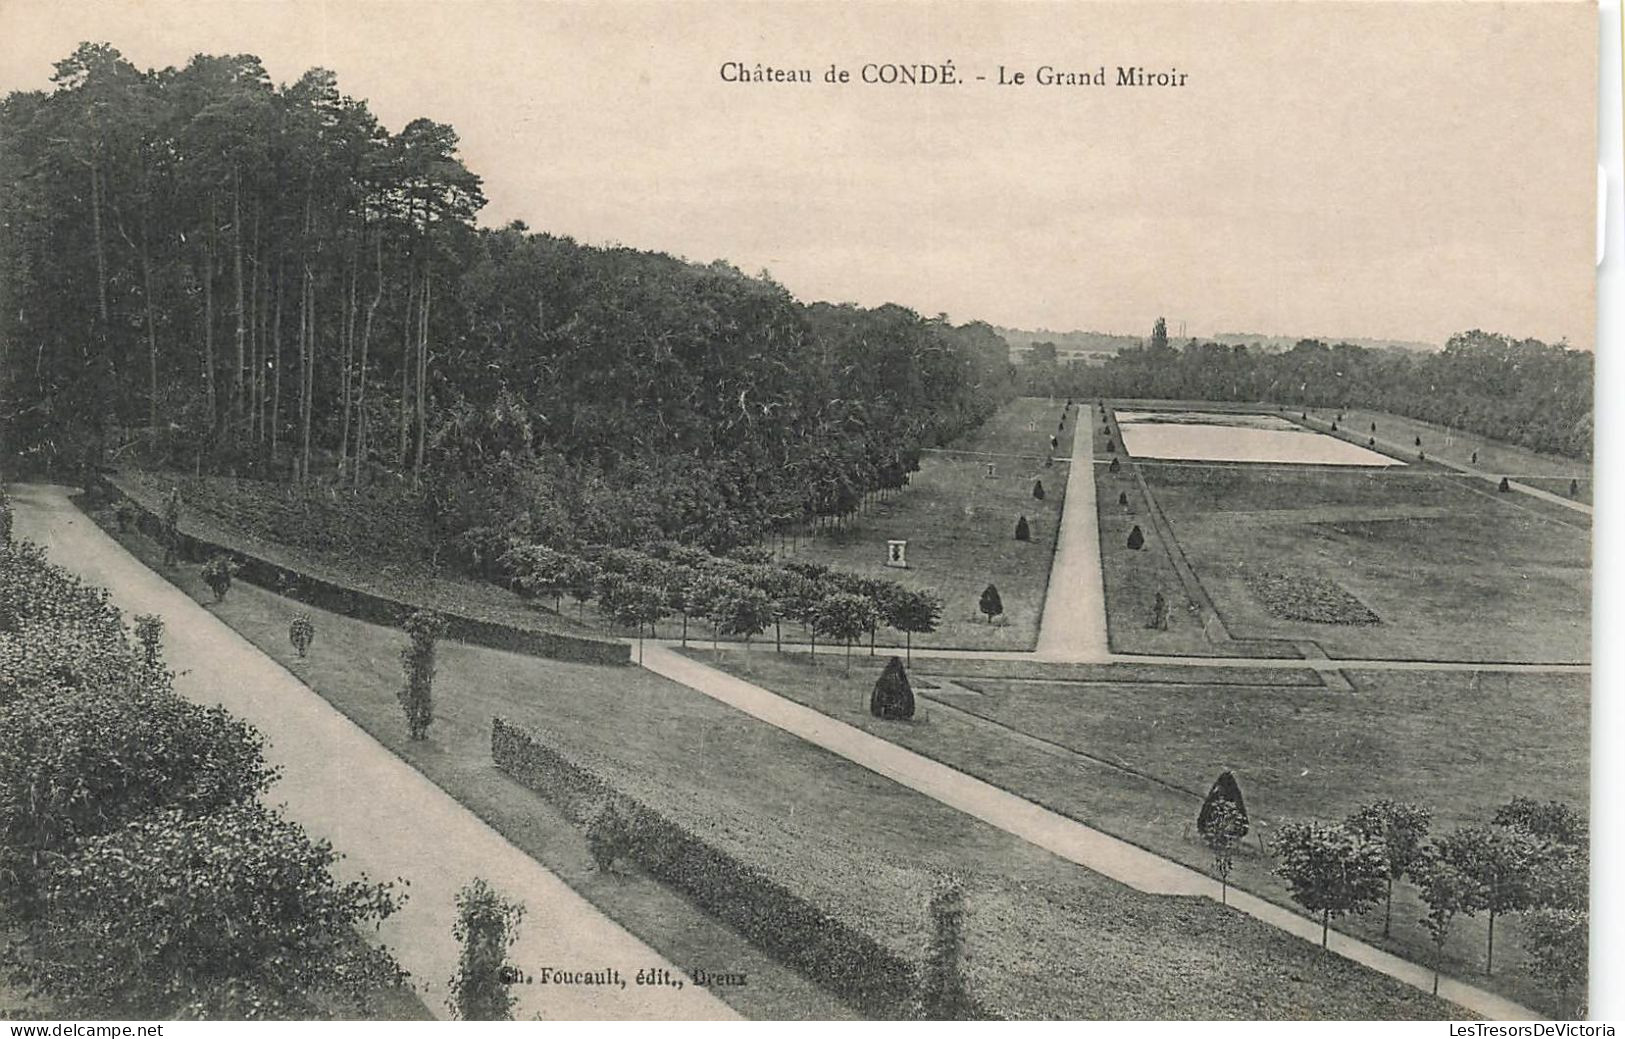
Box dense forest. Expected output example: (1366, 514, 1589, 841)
(0, 44, 1015, 552)
(1028, 323, 1593, 461)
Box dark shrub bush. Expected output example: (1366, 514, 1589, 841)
(1108, 457, 1121, 474)
(1118, 491, 1129, 506)
(915, 874, 972, 1019)
(0, 682, 275, 899)
(114, 500, 135, 533)
(1126, 525, 1145, 550)
(870, 656, 916, 720)
(1013, 515, 1030, 542)
(1032, 480, 1045, 501)
(1499, 477, 1511, 492)
(978, 584, 1003, 623)
(289, 613, 316, 658)
(1197, 770, 1250, 839)
(201, 555, 238, 602)
(15, 803, 401, 1019)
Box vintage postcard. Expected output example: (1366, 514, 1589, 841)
(0, 0, 1602, 1024)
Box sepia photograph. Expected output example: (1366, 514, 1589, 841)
(0, 0, 1607, 1025)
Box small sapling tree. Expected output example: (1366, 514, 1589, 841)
(811, 592, 877, 673)
(1435, 824, 1541, 974)
(716, 586, 774, 661)
(886, 587, 942, 664)
(1272, 820, 1387, 949)
(978, 584, 1003, 624)
(605, 580, 666, 663)
(915, 873, 971, 1019)
(1346, 799, 1432, 937)
(1014, 515, 1030, 542)
(871, 655, 916, 720)
(448, 878, 526, 1021)
(586, 800, 632, 874)
(1201, 799, 1248, 904)
(1522, 907, 1588, 1015)
(161, 488, 182, 566)
(1410, 848, 1474, 996)
(288, 613, 316, 658)
(398, 610, 446, 741)
(132, 613, 164, 669)
(1147, 590, 1170, 630)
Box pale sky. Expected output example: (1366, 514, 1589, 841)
(0, 0, 1599, 346)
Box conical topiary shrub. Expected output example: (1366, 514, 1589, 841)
(1014, 515, 1031, 541)
(870, 655, 916, 720)
(1198, 771, 1250, 838)
(1499, 476, 1511, 492)
(1570, 479, 1580, 497)
(1127, 525, 1145, 550)
(1033, 480, 1046, 501)
(1118, 490, 1129, 506)
(1106, 439, 1116, 453)
(978, 584, 1003, 623)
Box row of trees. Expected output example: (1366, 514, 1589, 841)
(500, 540, 944, 667)
(1031, 322, 1591, 460)
(0, 520, 405, 1018)
(1199, 788, 1588, 1014)
(1, 44, 1017, 554)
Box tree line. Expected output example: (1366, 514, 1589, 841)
(1197, 782, 1587, 1015)
(1029, 322, 1591, 460)
(0, 43, 1016, 553)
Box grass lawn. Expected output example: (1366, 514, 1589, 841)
(1140, 463, 1590, 662)
(1312, 407, 1592, 505)
(1090, 404, 1300, 658)
(688, 648, 1585, 1017)
(766, 397, 1074, 651)
(95, 512, 1458, 1019)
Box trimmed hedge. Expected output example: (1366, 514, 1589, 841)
(491, 718, 988, 1019)
(90, 476, 629, 666)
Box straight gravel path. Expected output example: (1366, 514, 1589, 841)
(10, 484, 736, 1022)
(1033, 416, 1110, 661)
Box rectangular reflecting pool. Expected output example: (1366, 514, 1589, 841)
(1116, 411, 1404, 466)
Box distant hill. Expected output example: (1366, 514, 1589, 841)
(994, 327, 1143, 357)
(997, 325, 1439, 359)
(1209, 332, 1439, 353)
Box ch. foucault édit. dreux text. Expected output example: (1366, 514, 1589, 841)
(718, 61, 1189, 88)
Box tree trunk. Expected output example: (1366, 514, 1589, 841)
(140, 231, 158, 430)
(202, 200, 217, 431)
(399, 267, 415, 467)
(89, 152, 109, 329)
(413, 263, 430, 483)
(1486, 910, 1495, 975)
(270, 268, 283, 457)
(1321, 909, 1329, 950)
(353, 234, 382, 487)
(1383, 875, 1393, 938)
(231, 166, 246, 429)
(301, 265, 315, 483)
